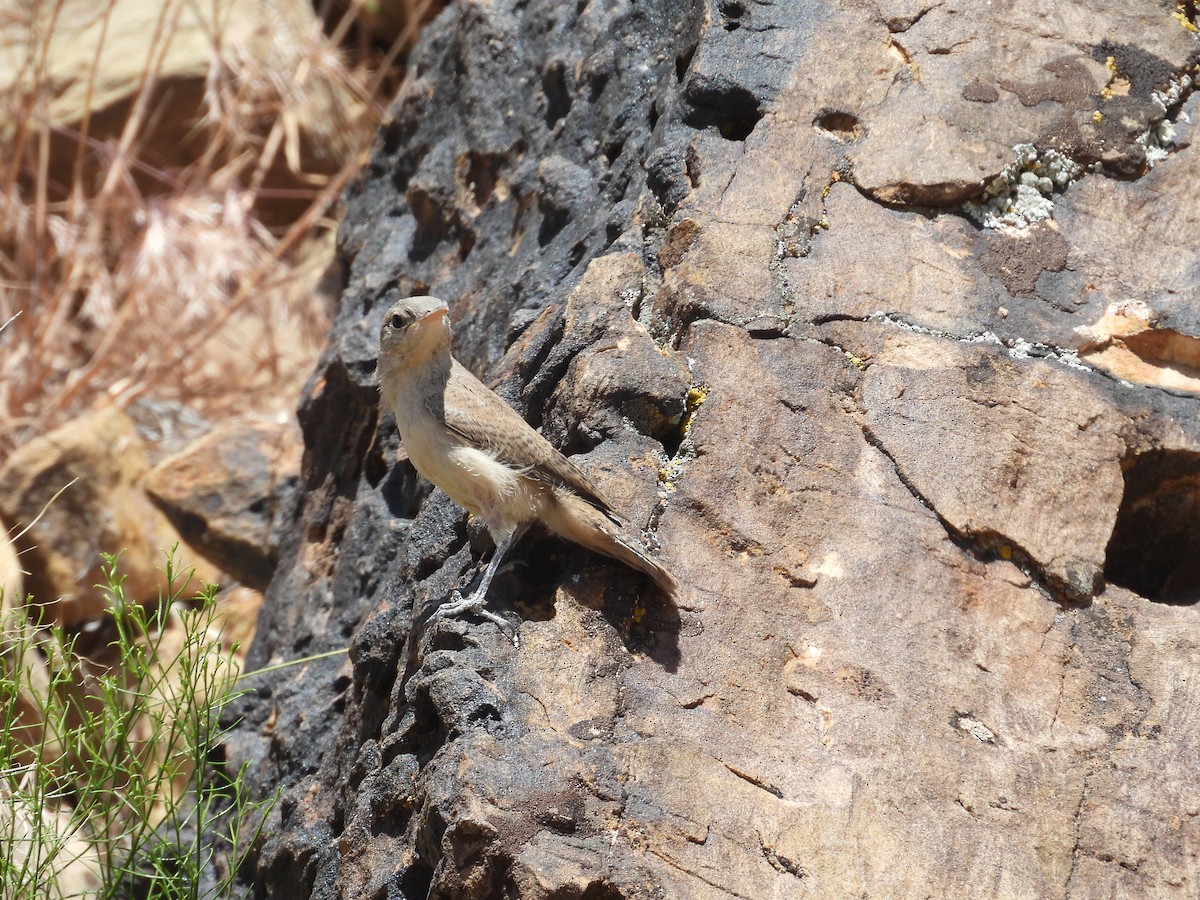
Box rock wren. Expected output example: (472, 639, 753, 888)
(377, 295, 678, 623)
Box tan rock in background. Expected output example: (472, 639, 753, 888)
(146, 419, 302, 592)
(0, 520, 22, 605)
(0, 406, 210, 624)
(0, 785, 103, 898)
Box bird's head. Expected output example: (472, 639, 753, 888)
(378, 295, 452, 373)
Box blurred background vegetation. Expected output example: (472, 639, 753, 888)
(0, 1, 443, 894)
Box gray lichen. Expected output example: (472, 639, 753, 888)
(963, 143, 1082, 229)
(1139, 72, 1193, 167)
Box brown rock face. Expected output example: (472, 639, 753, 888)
(860, 332, 1126, 600)
(229, 1, 1200, 897)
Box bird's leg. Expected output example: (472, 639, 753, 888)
(436, 521, 530, 633)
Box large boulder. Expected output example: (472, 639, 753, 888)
(230, 1, 1200, 897)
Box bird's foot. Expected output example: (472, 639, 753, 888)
(435, 590, 519, 646)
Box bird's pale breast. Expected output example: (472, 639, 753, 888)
(395, 398, 542, 537)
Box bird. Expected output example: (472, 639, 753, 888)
(376, 295, 678, 627)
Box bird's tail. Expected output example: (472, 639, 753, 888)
(541, 491, 679, 600)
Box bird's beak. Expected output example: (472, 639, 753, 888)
(417, 306, 449, 325)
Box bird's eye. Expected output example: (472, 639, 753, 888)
(390, 312, 406, 329)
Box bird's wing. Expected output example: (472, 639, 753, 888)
(439, 359, 619, 515)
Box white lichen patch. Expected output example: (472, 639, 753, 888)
(1139, 72, 1194, 167)
(868, 312, 1093, 371)
(962, 143, 1082, 229)
(1152, 71, 1193, 113)
(1139, 118, 1178, 166)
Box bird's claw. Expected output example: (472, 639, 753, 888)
(434, 590, 519, 646)
(437, 589, 480, 618)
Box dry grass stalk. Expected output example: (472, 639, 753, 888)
(0, 0, 432, 463)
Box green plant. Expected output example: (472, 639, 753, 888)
(0, 548, 276, 899)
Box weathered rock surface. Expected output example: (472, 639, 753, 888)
(859, 332, 1127, 600)
(230, 1, 1200, 897)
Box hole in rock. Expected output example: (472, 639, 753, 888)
(406, 186, 451, 262)
(603, 137, 625, 162)
(588, 67, 609, 102)
(718, 112, 760, 141)
(457, 228, 476, 261)
(537, 206, 569, 247)
(660, 418, 684, 459)
(542, 61, 572, 129)
(675, 44, 696, 83)
(1105, 449, 1200, 603)
(719, 0, 745, 29)
(683, 81, 763, 141)
(463, 151, 498, 209)
(812, 109, 862, 142)
(398, 862, 434, 900)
